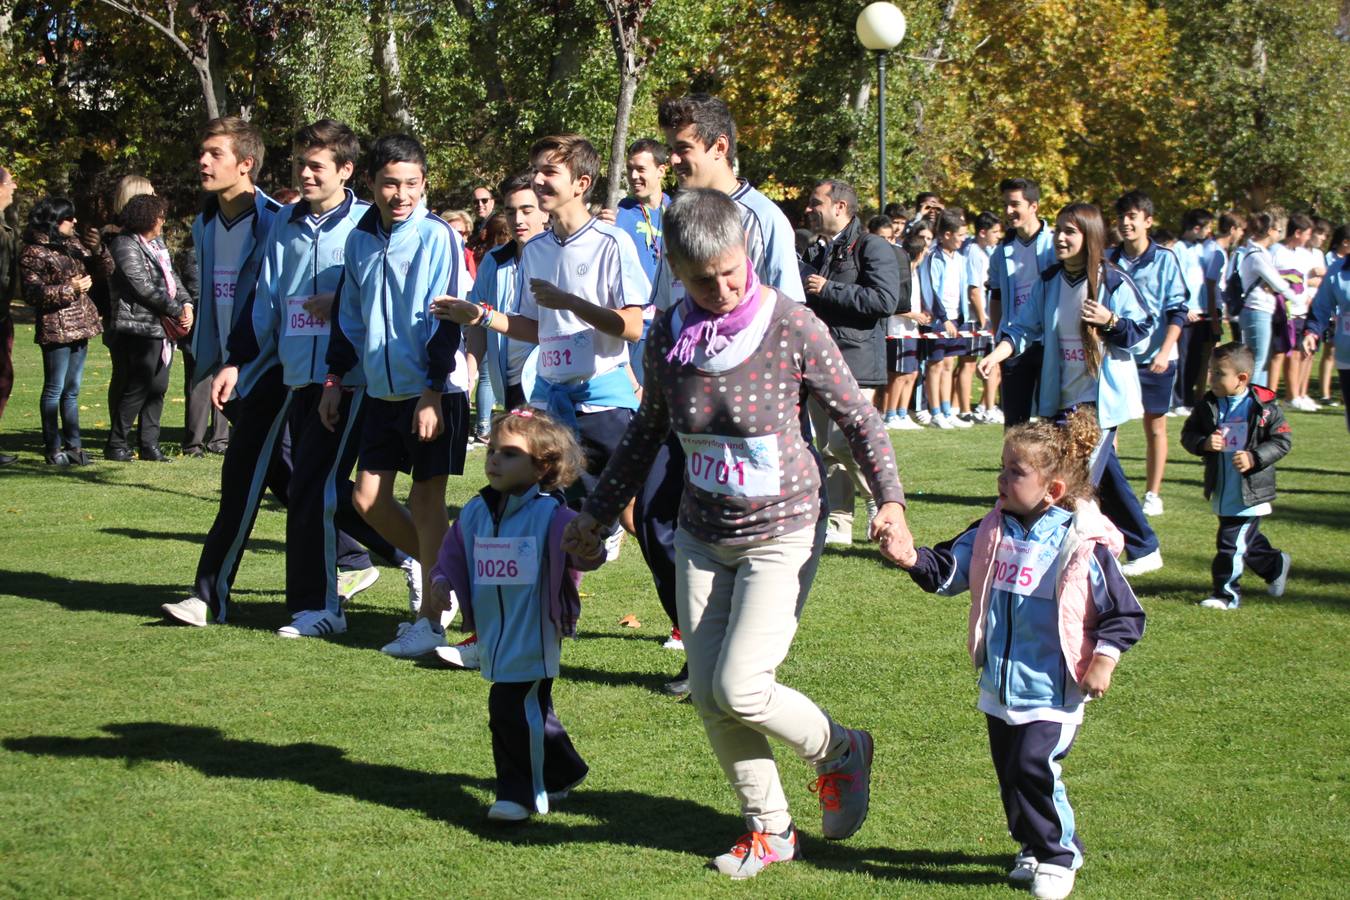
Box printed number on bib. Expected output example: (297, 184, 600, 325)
(1220, 420, 1248, 452)
(1014, 287, 1033, 312)
(1061, 341, 1086, 363)
(1339, 311, 1350, 337)
(992, 537, 1057, 600)
(284, 296, 328, 337)
(678, 432, 782, 498)
(212, 267, 236, 325)
(538, 330, 595, 379)
(473, 536, 538, 586)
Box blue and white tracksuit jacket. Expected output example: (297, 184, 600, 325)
(986, 219, 1056, 324)
(325, 202, 463, 399)
(1109, 241, 1189, 365)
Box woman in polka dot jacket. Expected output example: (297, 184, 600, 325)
(565, 189, 915, 878)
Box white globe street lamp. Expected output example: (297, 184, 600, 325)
(856, 2, 907, 211)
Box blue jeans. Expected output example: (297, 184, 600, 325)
(474, 371, 495, 435)
(1239, 308, 1273, 387)
(40, 340, 88, 454)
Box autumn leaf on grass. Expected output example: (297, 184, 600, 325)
(618, 614, 641, 629)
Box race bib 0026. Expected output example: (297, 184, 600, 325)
(678, 432, 782, 498)
(284, 296, 328, 337)
(991, 536, 1057, 600)
(472, 536, 539, 586)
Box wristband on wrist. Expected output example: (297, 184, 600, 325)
(324, 374, 342, 389)
(480, 307, 495, 330)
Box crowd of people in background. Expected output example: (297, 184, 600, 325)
(0, 89, 1343, 897)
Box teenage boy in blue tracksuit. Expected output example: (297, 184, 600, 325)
(161, 117, 287, 629)
(1110, 190, 1188, 522)
(987, 178, 1055, 428)
(323, 133, 466, 657)
(218, 120, 413, 638)
(610, 137, 670, 385)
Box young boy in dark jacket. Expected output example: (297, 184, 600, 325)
(1181, 342, 1292, 609)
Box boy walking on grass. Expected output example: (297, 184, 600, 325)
(1181, 342, 1292, 610)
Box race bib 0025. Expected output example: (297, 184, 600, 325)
(472, 536, 539, 586)
(678, 432, 782, 498)
(991, 536, 1057, 600)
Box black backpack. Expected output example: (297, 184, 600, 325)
(1222, 245, 1253, 317)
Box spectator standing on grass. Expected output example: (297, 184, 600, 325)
(891, 408, 1145, 900)
(564, 189, 913, 879)
(103, 193, 190, 463)
(1235, 208, 1299, 389)
(802, 177, 901, 544)
(1302, 247, 1350, 429)
(1314, 224, 1350, 406)
(19, 196, 115, 467)
(0, 165, 20, 466)
(880, 224, 932, 430)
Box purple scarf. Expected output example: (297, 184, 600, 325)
(666, 259, 763, 365)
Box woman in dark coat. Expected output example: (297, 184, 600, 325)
(18, 197, 114, 465)
(104, 193, 190, 461)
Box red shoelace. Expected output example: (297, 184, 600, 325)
(809, 771, 852, 811)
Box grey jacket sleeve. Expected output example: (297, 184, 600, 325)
(815, 234, 901, 320)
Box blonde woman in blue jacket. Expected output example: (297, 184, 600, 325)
(981, 203, 1162, 577)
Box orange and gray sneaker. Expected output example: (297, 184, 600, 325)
(710, 824, 801, 879)
(810, 727, 874, 840)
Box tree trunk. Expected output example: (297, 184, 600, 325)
(371, 0, 415, 131)
(607, 68, 640, 208)
(193, 59, 221, 121)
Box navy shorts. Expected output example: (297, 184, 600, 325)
(564, 407, 633, 508)
(1137, 362, 1177, 415)
(358, 391, 469, 481)
(886, 337, 919, 375)
(926, 332, 964, 364)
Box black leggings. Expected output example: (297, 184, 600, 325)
(107, 334, 173, 452)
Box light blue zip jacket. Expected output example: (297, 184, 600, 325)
(987, 219, 1056, 325)
(325, 201, 463, 399)
(1305, 256, 1350, 369)
(225, 190, 370, 387)
(190, 189, 282, 396)
(469, 241, 525, 401)
(999, 263, 1153, 429)
(1109, 240, 1188, 364)
(918, 244, 975, 329)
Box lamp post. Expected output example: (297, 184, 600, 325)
(856, 2, 907, 212)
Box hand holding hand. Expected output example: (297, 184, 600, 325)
(872, 502, 917, 567)
(562, 512, 606, 560)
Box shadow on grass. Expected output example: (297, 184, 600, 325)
(2, 721, 1004, 884)
(0, 569, 414, 640)
(100, 526, 285, 556)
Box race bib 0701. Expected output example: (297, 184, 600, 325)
(472, 536, 539, 586)
(538, 330, 596, 380)
(678, 432, 782, 498)
(284, 296, 328, 337)
(991, 536, 1057, 600)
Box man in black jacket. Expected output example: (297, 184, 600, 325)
(802, 178, 902, 544)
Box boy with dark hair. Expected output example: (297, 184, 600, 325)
(1172, 209, 1213, 413)
(610, 137, 670, 384)
(960, 210, 1002, 423)
(213, 118, 418, 638)
(988, 177, 1053, 429)
(321, 132, 468, 657)
(1181, 342, 1292, 609)
(1110, 189, 1186, 527)
(161, 116, 286, 629)
(914, 192, 943, 229)
(918, 207, 975, 429)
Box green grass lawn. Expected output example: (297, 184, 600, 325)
(1, 322, 1347, 898)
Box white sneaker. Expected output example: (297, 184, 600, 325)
(950, 413, 974, 428)
(1172, 405, 1192, 417)
(604, 529, 624, 562)
(1141, 491, 1164, 517)
(1030, 863, 1076, 900)
(277, 608, 347, 639)
(548, 774, 586, 804)
(336, 566, 379, 601)
(1120, 549, 1164, 576)
(162, 597, 209, 627)
(1302, 396, 1321, 411)
(662, 628, 684, 651)
(985, 407, 1005, 424)
(895, 415, 923, 431)
(1267, 551, 1291, 597)
(824, 527, 853, 545)
(380, 617, 446, 657)
(1009, 851, 1038, 887)
(487, 800, 530, 822)
(400, 557, 423, 616)
(432, 634, 480, 669)
(1199, 597, 1234, 610)
(932, 414, 955, 430)
(914, 409, 932, 426)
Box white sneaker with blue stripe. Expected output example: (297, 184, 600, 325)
(277, 609, 347, 639)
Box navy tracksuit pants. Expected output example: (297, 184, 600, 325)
(986, 716, 1084, 870)
(632, 434, 684, 629)
(489, 678, 588, 812)
(285, 384, 404, 615)
(193, 366, 369, 622)
(1088, 427, 1159, 561)
(1001, 344, 1044, 428)
(1212, 515, 1283, 606)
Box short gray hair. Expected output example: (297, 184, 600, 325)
(663, 188, 745, 270)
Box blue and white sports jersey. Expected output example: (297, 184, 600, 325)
(1109, 240, 1188, 365)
